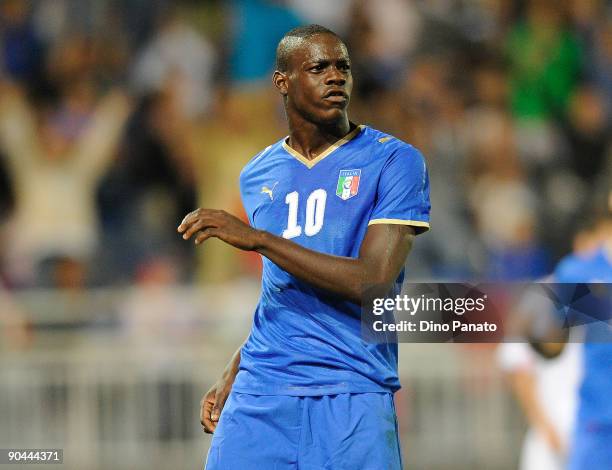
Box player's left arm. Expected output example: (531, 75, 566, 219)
(178, 210, 414, 305)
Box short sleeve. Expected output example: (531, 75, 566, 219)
(239, 169, 255, 227)
(496, 343, 534, 372)
(369, 146, 431, 234)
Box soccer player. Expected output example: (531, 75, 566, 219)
(178, 25, 430, 469)
(552, 207, 612, 470)
(497, 288, 580, 470)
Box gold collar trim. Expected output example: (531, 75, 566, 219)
(282, 125, 364, 169)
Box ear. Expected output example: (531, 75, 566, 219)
(273, 71, 288, 97)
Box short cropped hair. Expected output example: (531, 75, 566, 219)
(275, 24, 343, 72)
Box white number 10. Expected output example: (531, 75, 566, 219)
(282, 189, 327, 239)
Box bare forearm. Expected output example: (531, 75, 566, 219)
(223, 346, 241, 381)
(510, 371, 554, 433)
(255, 230, 366, 303)
(178, 210, 414, 305)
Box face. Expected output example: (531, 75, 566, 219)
(275, 33, 353, 125)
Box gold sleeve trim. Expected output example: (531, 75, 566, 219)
(368, 219, 430, 232)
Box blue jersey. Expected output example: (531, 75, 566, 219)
(554, 247, 612, 429)
(233, 125, 431, 396)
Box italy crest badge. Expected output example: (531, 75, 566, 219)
(336, 169, 361, 200)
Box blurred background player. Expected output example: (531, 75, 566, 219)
(498, 277, 581, 470)
(500, 340, 580, 470)
(500, 195, 612, 470)
(552, 193, 612, 470)
(497, 217, 612, 469)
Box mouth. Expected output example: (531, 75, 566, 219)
(322, 89, 349, 104)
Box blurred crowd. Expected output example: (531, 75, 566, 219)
(0, 0, 610, 292)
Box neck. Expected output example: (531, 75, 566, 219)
(286, 113, 352, 160)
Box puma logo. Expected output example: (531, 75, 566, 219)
(261, 182, 279, 200)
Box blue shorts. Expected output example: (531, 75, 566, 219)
(204, 391, 403, 470)
(569, 429, 612, 470)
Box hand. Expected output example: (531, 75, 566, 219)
(200, 377, 233, 434)
(178, 208, 262, 251)
(200, 347, 241, 434)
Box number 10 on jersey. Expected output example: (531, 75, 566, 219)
(282, 189, 327, 239)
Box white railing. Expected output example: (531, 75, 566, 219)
(0, 287, 523, 469)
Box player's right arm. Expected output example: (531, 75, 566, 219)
(497, 343, 564, 454)
(507, 368, 564, 454)
(179, 210, 415, 304)
(180, 144, 430, 304)
(200, 345, 241, 434)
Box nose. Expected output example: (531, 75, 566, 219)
(324, 67, 346, 86)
